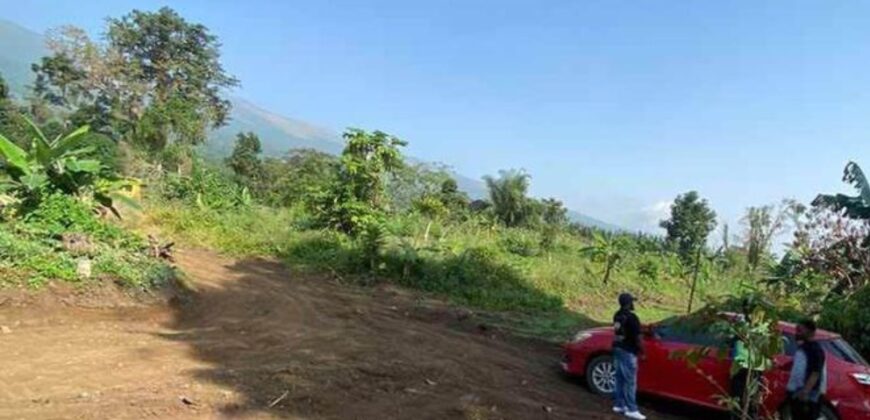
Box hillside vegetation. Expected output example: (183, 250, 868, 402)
(1, 7, 869, 361)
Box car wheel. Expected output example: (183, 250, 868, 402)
(585, 355, 616, 396)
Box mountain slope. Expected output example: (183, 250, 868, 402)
(0, 19, 620, 231)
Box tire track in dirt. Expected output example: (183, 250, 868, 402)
(0, 249, 694, 419)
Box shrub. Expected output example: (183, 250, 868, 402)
(23, 194, 131, 244)
(820, 286, 870, 358)
(498, 230, 540, 257)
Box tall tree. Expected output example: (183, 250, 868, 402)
(262, 148, 338, 207)
(226, 132, 263, 183)
(484, 169, 534, 227)
(660, 191, 718, 264)
(31, 8, 238, 151)
(741, 201, 794, 274)
(541, 197, 568, 226)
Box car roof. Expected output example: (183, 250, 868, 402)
(720, 312, 839, 339)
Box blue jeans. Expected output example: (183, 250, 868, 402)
(613, 347, 639, 412)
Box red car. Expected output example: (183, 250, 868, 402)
(562, 316, 870, 419)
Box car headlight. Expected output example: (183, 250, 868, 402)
(852, 373, 870, 386)
(572, 332, 593, 343)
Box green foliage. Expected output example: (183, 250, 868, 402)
(813, 162, 870, 221)
(678, 291, 786, 419)
(0, 194, 169, 288)
(540, 197, 568, 226)
(820, 285, 870, 358)
(226, 132, 264, 184)
(499, 229, 541, 257)
(484, 169, 535, 227)
(660, 191, 717, 264)
(261, 148, 338, 207)
(0, 72, 8, 100)
(32, 9, 238, 154)
(160, 162, 251, 211)
(313, 128, 406, 234)
(23, 194, 127, 244)
(580, 232, 627, 284)
(0, 121, 130, 213)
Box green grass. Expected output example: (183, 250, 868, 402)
(149, 201, 744, 341)
(0, 195, 174, 289)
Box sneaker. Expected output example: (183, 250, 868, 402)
(624, 411, 646, 420)
(612, 406, 626, 413)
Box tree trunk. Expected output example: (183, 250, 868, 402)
(603, 262, 613, 285)
(687, 246, 702, 314)
(423, 220, 432, 243)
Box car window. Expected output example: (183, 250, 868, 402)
(820, 339, 869, 367)
(655, 318, 726, 348)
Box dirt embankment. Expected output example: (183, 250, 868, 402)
(0, 249, 694, 419)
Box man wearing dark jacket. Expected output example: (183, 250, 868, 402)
(787, 319, 827, 420)
(612, 293, 646, 420)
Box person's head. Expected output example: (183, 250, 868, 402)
(618, 293, 635, 311)
(796, 319, 817, 342)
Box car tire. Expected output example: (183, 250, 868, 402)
(585, 354, 616, 396)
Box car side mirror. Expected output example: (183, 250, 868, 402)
(642, 325, 658, 339)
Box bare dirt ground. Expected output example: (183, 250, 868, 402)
(0, 249, 706, 420)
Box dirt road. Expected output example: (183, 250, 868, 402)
(0, 250, 694, 419)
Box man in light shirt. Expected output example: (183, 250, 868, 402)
(787, 319, 827, 420)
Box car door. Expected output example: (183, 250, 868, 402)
(645, 320, 731, 409)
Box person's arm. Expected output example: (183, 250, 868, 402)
(799, 372, 820, 399)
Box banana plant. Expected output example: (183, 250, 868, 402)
(813, 161, 870, 220)
(580, 232, 627, 285)
(0, 119, 134, 216)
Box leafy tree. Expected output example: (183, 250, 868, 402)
(32, 53, 87, 107)
(814, 161, 870, 221)
(262, 148, 338, 207)
(314, 129, 406, 234)
(226, 132, 264, 186)
(484, 169, 535, 227)
(438, 177, 470, 213)
(660, 191, 718, 264)
(740, 200, 794, 275)
(0, 74, 31, 148)
(580, 232, 626, 284)
(386, 162, 452, 212)
(541, 197, 568, 226)
(32, 9, 238, 152)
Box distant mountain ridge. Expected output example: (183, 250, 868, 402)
(0, 18, 621, 231)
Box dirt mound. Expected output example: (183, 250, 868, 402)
(0, 249, 692, 419)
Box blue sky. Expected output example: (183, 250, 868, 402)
(2, 0, 868, 239)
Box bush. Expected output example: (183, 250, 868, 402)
(23, 194, 131, 245)
(820, 286, 870, 358)
(498, 230, 540, 257)
(159, 162, 251, 210)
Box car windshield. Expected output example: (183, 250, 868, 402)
(820, 339, 869, 367)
